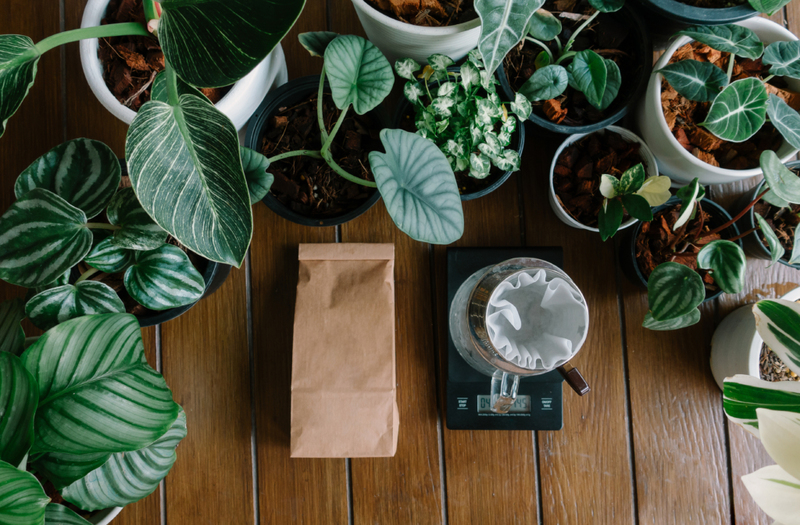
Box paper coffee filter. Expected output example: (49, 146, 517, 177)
(486, 269, 588, 370)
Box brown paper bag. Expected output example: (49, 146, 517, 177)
(290, 243, 399, 458)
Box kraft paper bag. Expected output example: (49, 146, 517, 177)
(290, 243, 399, 458)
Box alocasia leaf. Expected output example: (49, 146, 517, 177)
(44, 504, 92, 525)
(587, 0, 625, 12)
(527, 9, 561, 40)
(677, 25, 764, 60)
(697, 240, 746, 294)
(298, 31, 338, 58)
(647, 262, 706, 321)
(240, 146, 273, 204)
(107, 188, 167, 251)
(519, 64, 568, 101)
(747, 0, 792, 16)
(85, 237, 135, 274)
(476, 0, 545, 74)
(657, 60, 728, 102)
(598, 198, 623, 241)
(0, 35, 40, 138)
(754, 299, 800, 370)
(123, 244, 205, 311)
(0, 460, 49, 525)
(0, 298, 25, 355)
(0, 352, 37, 467)
(760, 150, 800, 203)
(567, 50, 607, 110)
(766, 94, 800, 150)
(642, 309, 701, 331)
(324, 35, 394, 115)
(25, 281, 125, 331)
(755, 212, 784, 266)
(700, 78, 768, 143)
(763, 41, 800, 79)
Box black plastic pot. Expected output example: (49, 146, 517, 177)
(634, 0, 757, 36)
(497, 4, 652, 135)
(244, 76, 382, 227)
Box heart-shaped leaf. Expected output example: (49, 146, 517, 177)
(0, 352, 37, 467)
(106, 188, 167, 251)
(519, 64, 568, 101)
(657, 60, 728, 102)
(429, 54, 455, 72)
(123, 244, 205, 311)
(754, 299, 800, 371)
(568, 50, 607, 110)
(126, 94, 252, 267)
(697, 239, 746, 294)
(588, 0, 625, 12)
(677, 25, 764, 60)
(748, 0, 792, 16)
(396, 58, 422, 82)
(701, 77, 768, 143)
(31, 451, 111, 490)
(763, 41, 800, 79)
(44, 504, 92, 525)
(755, 212, 784, 266)
(476, 0, 545, 74)
(84, 238, 134, 274)
(761, 150, 800, 203)
(150, 70, 207, 103)
(25, 281, 125, 331)
(369, 129, 464, 244)
(636, 176, 672, 207)
(0, 299, 25, 355)
(767, 94, 800, 150)
(647, 261, 706, 321)
(621, 194, 653, 222)
(61, 409, 187, 511)
(527, 9, 561, 40)
(597, 58, 621, 111)
(298, 31, 339, 58)
(723, 374, 800, 435)
(158, 0, 306, 87)
(240, 146, 273, 204)
(642, 309, 701, 331)
(323, 35, 394, 115)
(0, 188, 92, 288)
(0, 35, 40, 138)
(30, 270, 71, 299)
(599, 198, 623, 241)
(0, 460, 49, 525)
(21, 313, 180, 456)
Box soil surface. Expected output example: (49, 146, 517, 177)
(674, 0, 745, 7)
(761, 344, 800, 381)
(753, 168, 800, 260)
(365, 0, 477, 26)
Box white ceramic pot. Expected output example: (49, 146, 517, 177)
(548, 126, 659, 233)
(90, 507, 122, 525)
(350, 0, 480, 65)
(636, 17, 800, 186)
(79, 0, 288, 130)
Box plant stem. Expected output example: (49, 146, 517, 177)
(726, 53, 736, 84)
(564, 10, 600, 54)
(143, 0, 160, 21)
(35, 23, 150, 54)
(554, 35, 562, 53)
(321, 106, 349, 158)
(76, 268, 100, 284)
(524, 37, 554, 63)
(706, 189, 768, 237)
(727, 227, 758, 243)
(763, 74, 775, 84)
(165, 62, 179, 106)
(267, 149, 322, 163)
(322, 151, 377, 188)
(555, 51, 577, 66)
(318, 68, 329, 143)
(86, 223, 121, 231)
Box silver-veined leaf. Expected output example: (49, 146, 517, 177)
(123, 245, 205, 311)
(44, 504, 92, 525)
(748, 0, 792, 16)
(25, 281, 125, 331)
(657, 60, 728, 102)
(588, 0, 624, 12)
(696, 239, 746, 294)
(567, 50, 607, 110)
(761, 149, 800, 203)
(476, 0, 545, 74)
(700, 77, 768, 143)
(767, 94, 800, 150)
(677, 25, 764, 59)
(240, 146, 273, 204)
(0, 298, 25, 355)
(150, 70, 207, 103)
(31, 451, 111, 490)
(0, 352, 37, 467)
(642, 309, 701, 330)
(369, 129, 464, 244)
(755, 212, 784, 265)
(647, 261, 706, 321)
(0, 188, 92, 288)
(527, 9, 561, 40)
(724, 374, 800, 436)
(519, 64, 568, 101)
(323, 35, 394, 115)
(0, 35, 40, 138)
(763, 41, 800, 79)
(84, 238, 134, 274)
(106, 188, 167, 251)
(0, 460, 48, 525)
(298, 31, 338, 58)
(754, 299, 800, 371)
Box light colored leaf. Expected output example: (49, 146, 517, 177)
(0, 460, 48, 525)
(755, 212, 784, 266)
(0, 298, 25, 355)
(701, 78, 769, 142)
(470, 152, 492, 179)
(476, 0, 545, 73)
(636, 176, 672, 206)
(761, 150, 800, 203)
(437, 82, 457, 98)
(107, 188, 167, 251)
(674, 179, 701, 229)
(298, 31, 338, 58)
(724, 374, 800, 436)
(567, 50, 607, 110)
(460, 61, 480, 90)
(742, 464, 800, 525)
(657, 60, 728, 102)
(677, 24, 764, 59)
(763, 41, 800, 79)
(758, 408, 800, 481)
(492, 150, 520, 172)
(790, 227, 800, 265)
(404, 82, 424, 104)
(324, 35, 394, 115)
(519, 64, 568, 101)
(25, 281, 125, 331)
(647, 262, 706, 321)
(767, 94, 800, 150)
(510, 92, 531, 119)
(428, 54, 454, 72)
(754, 299, 800, 372)
(123, 244, 205, 311)
(642, 309, 701, 330)
(239, 146, 273, 204)
(697, 239, 746, 294)
(527, 9, 561, 40)
(432, 96, 455, 117)
(0, 35, 40, 138)
(85, 238, 134, 274)
(395, 57, 421, 81)
(0, 352, 37, 467)
(599, 174, 619, 199)
(44, 504, 92, 525)
(748, 0, 792, 17)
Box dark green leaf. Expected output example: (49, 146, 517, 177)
(44, 504, 92, 525)
(25, 281, 125, 331)
(724, 374, 800, 433)
(519, 64, 568, 101)
(597, 58, 621, 111)
(527, 9, 561, 40)
(760, 149, 800, 203)
(324, 35, 394, 114)
(298, 31, 339, 58)
(0, 299, 25, 355)
(621, 194, 653, 222)
(32, 451, 111, 490)
(763, 41, 800, 79)
(107, 187, 167, 251)
(657, 60, 728, 102)
(696, 239, 746, 294)
(700, 77, 768, 143)
(476, 0, 545, 73)
(747, 0, 792, 16)
(647, 262, 705, 321)
(766, 94, 800, 150)
(534, 51, 551, 68)
(123, 244, 205, 310)
(567, 50, 607, 110)
(674, 178, 702, 229)
(0, 460, 48, 525)
(150, 70, 207, 103)
(754, 299, 800, 370)
(642, 309, 701, 330)
(587, 0, 625, 12)
(0, 352, 37, 467)
(755, 212, 784, 266)
(84, 238, 134, 274)
(598, 198, 623, 241)
(240, 146, 273, 204)
(677, 25, 764, 59)
(0, 35, 40, 138)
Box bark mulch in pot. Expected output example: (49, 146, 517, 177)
(760, 345, 800, 382)
(752, 168, 800, 258)
(365, 0, 477, 26)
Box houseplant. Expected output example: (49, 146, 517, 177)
(635, 0, 788, 37)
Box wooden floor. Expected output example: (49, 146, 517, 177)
(2, 0, 800, 523)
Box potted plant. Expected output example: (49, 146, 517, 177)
(0, 313, 185, 525)
(636, 18, 800, 185)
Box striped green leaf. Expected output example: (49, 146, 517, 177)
(43, 504, 92, 525)
(30, 270, 71, 297)
(0, 352, 37, 467)
(14, 139, 121, 220)
(158, 0, 306, 87)
(62, 409, 186, 511)
(657, 60, 728, 103)
(677, 25, 764, 59)
(324, 35, 393, 115)
(0, 35, 40, 138)
(748, 0, 792, 15)
(21, 314, 180, 456)
(126, 94, 252, 267)
(106, 188, 166, 251)
(697, 240, 746, 294)
(150, 70, 206, 103)
(0, 188, 92, 288)
(476, 0, 544, 74)
(240, 146, 272, 204)
(84, 238, 134, 274)
(32, 451, 111, 490)
(0, 298, 25, 355)
(767, 94, 800, 150)
(701, 78, 768, 143)
(647, 262, 706, 321)
(642, 309, 701, 331)
(298, 31, 339, 58)
(755, 212, 784, 266)
(761, 149, 800, 203)
(0, 460, 49, 525)
(123, 245, 205, 310)
(724, 374, 800, 437)
(25, 281, 125, 331)
(754, 299, 800, 371)
(763, 41, 800, 79)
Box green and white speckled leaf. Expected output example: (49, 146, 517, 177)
(158, 0, 306, 87)
(0, 352, 37, 467)
(476, 0, 544, 74)
(25, 281, 125, 331)
(697, 239, 746, 294)
(106, 188, 167, 251)
(84, 238, 134, 274)
(240, 146, 273, 204)
(43, 504, 92, 525)
(123, 245, 205, 310)
(32, 451, 111, 490)
(0, 460, 48, 525)
(0, 188, 92, 288)
(0, 35, 40, 138)
(647, 261, 706, 321)
(724, 374, 800, 436)
(299, 31, 339, 58)
(0, 299, 25, 355)
(754, 299, 800, 372)
(21, 314, 180, 456)
(677, 24, 764, 59)
(62, 410, 187, 511)
(14, 139, 121, 220)
(701, 78, 768, 143)
(763, 41, 800, 79)
(767, 94, 800, 150)
(657, 60, 728, 102)
(324, 35, 394, 115)
(642, 309, 701, 331)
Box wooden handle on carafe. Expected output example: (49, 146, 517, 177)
(557, 364, 590, 396)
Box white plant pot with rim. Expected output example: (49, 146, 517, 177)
(350, 0, 481, 65)
(79, 0, 288, 130)
(549, 125, 659, 234)
(89, 507, 123, 525)
(710, 286, 800, 390)
(636, 17, 800, 186)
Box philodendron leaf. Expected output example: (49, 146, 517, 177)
(150, 70, 207, 103)
(754, 299, 800, 371)
(657, 60, 728, 102)
(755, 212, 784, 265)
(587, 0, 624, 12)
(677, 25, 764, 60)
(0, 352, 37, 467)
(520, 65, 568, 101)
(476, 0, 545, 74)
(158, 0, 306, 87)
(742, 463, 800, 525)
(748, 0, 792, 16)
(240, 146, 273, 204)
(642, 309, 701, 330)
(32, 451, 111, 490)
(763, 41, 800, 79)
(600, 174, 619, 198)
(761, 149, 800, 203)
(568, 50, 607, 110)
(636, 176, 672, 206)
(0, 298, 25, 355)
(674, 178, 701, 229)
(724, 374, 800, 436)
(21, 314, 180, 456)
(369, 129, 464, 244)
(25, 281, 125, 331)
(621, 194, 653, 222)
(44, 504, 92, 525)
(701, 78, 768, 142)
(696, 240, 746, 294)
(324, 35, 394, 114)
(647, 261, 706, 321)
(0, 188, 92, 288)
(85, 238, 134, 274)
(107, 188, 167, 251)
(766, 94, 800, 150)
(758, 408, 800, 481)
(0, 460, 49, 525)
(62, 410, 187, 511)
(0, 35, 40, 138)
(126, 94, 252, 267)
(598, 198, 623, 242)
(527, 9, 561, 40)
(14, 139, 121, 220)
(298, 31, 339, 58)
(124, 244, 205, 311)
(618, 163, 646, 194)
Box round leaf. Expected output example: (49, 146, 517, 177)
(587, 0, 624, 12)
(567, 50, 607, 110)
(0, 352, 37, 467)
(621, 194, 653, 222)
(519, 64, 568, 101)
(107, 188, 167, 251)
(240, 146, 273, 204)
(760, 149, 800, 203)
(0, 35, 40, 138)
(527, 9, 561, 40)
(599, 198, 623, 241)
(0, 460, 49, 525)
(755, 212, 785, 266)
(696, 239, 746, 294)
(298, 31, 339, 58)
(123, 244, 206, 311)
(476, 0, 544, 73)
(677, 25, 764, 60)
(700, 77, 768, 143)
(0, 298, 25, 356)
(657, 60, 728, 103)
(763, 40, 800, 79)
(642, 309, 701, 331)
(647, 262, 706, 321)
(600, 174, 619, 199)
(766, 94, 800, 150)
(323, 35, 394, 115)
(44, 504, 93, 525)
(85, 237, 135, 274)
(25, 281, 125, 331)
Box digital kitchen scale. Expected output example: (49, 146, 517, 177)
(446, 247, 565, 431)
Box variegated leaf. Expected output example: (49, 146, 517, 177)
(701, 78, 768, 143)
(758, 408, 800, 481)
(0, 35, 40, 138)
(741, 464, 800, 525)
(85, 238, 134, 274)
(723, 374, 800, 436)
(31, 451, 111, 490)
(0, 460, 49, 525)
(0, 298, 25, 355)
(755, 212, 784, 265)
(240, 146, 272, 204)
(0, 188, 92, 288)
(43, 504, 92, 525)
(697, 240, 746, 294)
(30, 270, 71, 296)
(754, 299, 800, 371)
(642, 309, 701, 330)
(150, 70, 207, 103)
(0, 352, 37, 467)
(677, 25, 764, 59)
(324, 35, 394, 115)
(123, 245, 205, 311)
(647, 262, 705, 321)
(25, 281, 125, 331)
(14, 139, 120, 220)
(106, 188, 167, 250)
(476, 0, 545, 74)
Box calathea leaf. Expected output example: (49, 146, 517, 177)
(724, 374, 800, 435)
(0, 298, 25, 355)
(755, 212, 784, 266)
(324, 35, 394, 115)
(696, 240, 746, 294)
(621, 194, 653, 222)
(677, 25, 764, 60)
(753, 299, 800, 371)
(0, 188, 92, 288)
(298, 31, 339, 58)
(44, 504, 92, 525)
(0, 35, 40, 138)
(587, 0, 625, 12)
(25, 281, 125, 331)
(14, 139, 121, 220)
(657, 60, 728, 102)
(31, 451, 111, 490)
(150, 70, 207, 103)
(766, 94, 800, 150)
(567, 50, 607, 110)
(124, 244, 206, 311)
(647, 262, 706, 321)
(519, 64, 568, 101)
(598, 198, 623, 241)
(527, 9, 561, 40)
(747, 0, 792, 16)
(0, 352, 37, 467)
(642, 309, 701, 331)
(0, 460, 49, 525)
(763, 41, 800, 79)
(158, 0, 306, 87)
(701, 78, 768, 143)
(240, 146, 273, 204)
(107, 188, 167, 251)
(760, 149, 800, 203)
(476, 0, 545, 73)
(84, 238, 134, 274)
(369, 129, 464, 244)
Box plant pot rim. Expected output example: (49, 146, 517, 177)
(635, 0, 757, 25)
(350, 0, 481, 34)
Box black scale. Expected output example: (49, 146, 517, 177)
(446, 247, 565, 431)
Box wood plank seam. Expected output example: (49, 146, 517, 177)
(532, 432, 544, 525)
(156, 324, 167, 525)
(246, 252, 261, 525)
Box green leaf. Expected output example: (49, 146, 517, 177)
(567, 50, 607, 110)
(404, 82, 424, 104)
(519, 64, 568, 101)
(534, 51, 551, 69)
(324, 35, 393, 115)
(298, 31, 338, 58)
(755, 212, 785, 266)
(32, 451, 111, 490)
(240, 146, 273, 204)
(470, 152, 492, 179)
(747, 0, 792, 16)
(761, 149, 800, 203)
(21, 314, 180, 456)
(724, 374, 800, 434)
(61, 410, 187, 511)
(369, 129, 464, 244)
(642, 309, 701, 330)
(621, 194, 653, 222)
(657, 60, 728, 103)
(510, 92, 531, 120)
(0, 352, 37, 467)
(0, 188, 92, 288)
(107, 188, 167, 251)
(754, 299, 800, 371)
(126, 94, 252, 267)
(696, 239, 746, 294)
(0, 299, 25, 356)
(476, 0, 545, 74)
(460, 61, 480, 90)
(429, 54, 455, 72)
(0, 35, 40, 138)
(600, 174, 619, 199)
(674, 179, 701, 229)
(527, 9, 561, 40)
(767, 94, 800, 150)
(597, 58, 621, 111)
(598, 198, 623, 241)
(124, 244, 205, 311)
(618, 163, 646, 194)
(647, 262, 706, 321)
(0, 460, 49, 525)
(158, 0, 306, 87)
(85, 237, 134, 274)
(764, 188, 792, 208)
(587, 0, 625, 12)
(25, 282, 125, 331)
(14, 139, 121, 220)
(44, 504, 92, 525)
(701, 78, 768, 143)
(677, 25, 764, 60)
(763, 41, 800, 79)
(789, 227, 800, 265)
(150, 70, 207, 103)
(395, 57, 421, 81)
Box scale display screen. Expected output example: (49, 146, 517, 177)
(476, 395, 532, 414)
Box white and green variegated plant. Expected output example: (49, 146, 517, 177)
(0, 313, 185, 524)
(0, 0, 306, 267)
(396, 51, 530, 181)
(597, 164, 671, 241)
